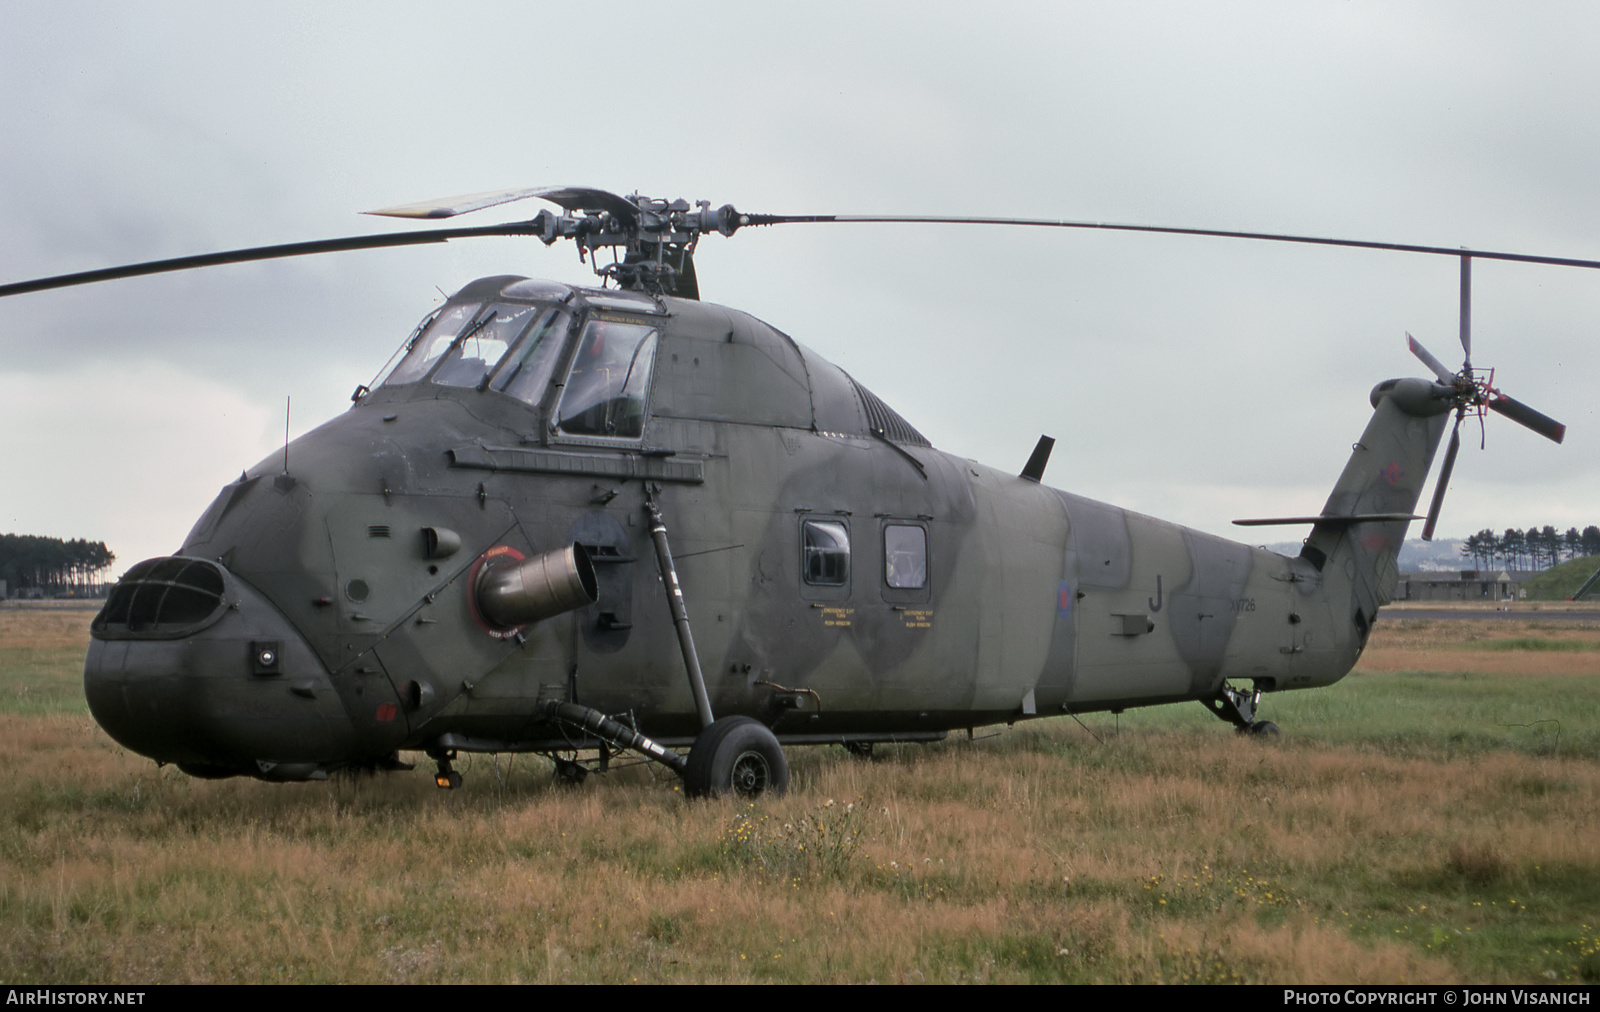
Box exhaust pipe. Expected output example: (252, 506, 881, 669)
(475, 543, 598, 629)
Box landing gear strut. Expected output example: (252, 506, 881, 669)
(1202, 682, 1281, 738)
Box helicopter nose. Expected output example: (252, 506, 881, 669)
(85, 557, 359, 780)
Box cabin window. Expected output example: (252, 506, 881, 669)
(491, 309, 571, 405)
(802, 520, 851, 587)
(883, 524, 927, 589)
(556, 319, 659, 439)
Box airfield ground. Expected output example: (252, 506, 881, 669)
(0, 602, 1595, 984)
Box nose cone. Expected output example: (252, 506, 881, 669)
(86, 557, 359, 780)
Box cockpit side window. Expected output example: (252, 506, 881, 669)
(555, 319, 659, 439)
(490, 309, 571, 406)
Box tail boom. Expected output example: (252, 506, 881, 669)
(1302, 377, 1453, 639)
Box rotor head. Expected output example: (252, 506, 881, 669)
(365, 187, 750, 300)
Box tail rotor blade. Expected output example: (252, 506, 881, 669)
(1489, 394, 1567, 444)
(1421, 419, 1462, 542)
(1407, 332, 1456, 384)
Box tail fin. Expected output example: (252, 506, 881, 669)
(1301, 378, 1453, 638)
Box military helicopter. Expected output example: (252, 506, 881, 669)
(0, 187, 1575, 797)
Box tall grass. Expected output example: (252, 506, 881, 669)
(0, 605, 97, 717)
(0, 605, 1596, 983)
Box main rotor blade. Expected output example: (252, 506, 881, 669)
(16, 190, 1600, 302)
(1489, 394, 1567, 443)
(362, 185, 637, 223)
(744, 213, 1600, 273)
(0, 220, 546, 299)
(363, 188, 551, 220)
(525, 187, 639, 225)
(1406, 332, 1457, 383)
(1421, 418, 1462, 542)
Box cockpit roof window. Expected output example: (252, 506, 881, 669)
(581, 290, 666, 314)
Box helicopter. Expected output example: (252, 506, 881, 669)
(0, 186, 1574, 797)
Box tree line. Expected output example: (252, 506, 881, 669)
(1459, 526, 1600, 571)
(0, 534, 116, 596)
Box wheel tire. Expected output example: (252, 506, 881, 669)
(682, 716, 789, 799)
(1247, 720, 1282, 738)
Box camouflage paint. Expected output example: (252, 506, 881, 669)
(86, 278, 1452, 779)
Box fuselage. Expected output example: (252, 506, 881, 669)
(84, 276, 1371, 780)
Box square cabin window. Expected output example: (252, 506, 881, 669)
(884, 524, 927, 589)
(802, 520, 850, 587)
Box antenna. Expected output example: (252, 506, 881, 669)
(273, 395, 297, 491)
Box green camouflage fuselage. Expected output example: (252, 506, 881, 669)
(84, 277, 1450, 779)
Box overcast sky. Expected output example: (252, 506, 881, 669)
(1, 1, 1596, 574)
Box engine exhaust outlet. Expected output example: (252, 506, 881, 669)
(475, 543, 598, 629)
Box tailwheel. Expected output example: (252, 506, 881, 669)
(431, 750, 462, 789)
(1203, 681, 1281, 738)
(552, 756, 590, 787)
(682, 716, 788, 798)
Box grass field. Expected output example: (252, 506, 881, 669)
(0, 602, 1596, 984)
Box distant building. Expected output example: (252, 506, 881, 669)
(1396, 570, 1528, 602)
(1574, 566, 1600, 601)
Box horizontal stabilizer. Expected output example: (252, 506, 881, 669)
(1233, 513, 1422, 527)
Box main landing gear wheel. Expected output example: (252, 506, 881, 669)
(682, 716, 789, 799)
(1240, 720, 1282, 739)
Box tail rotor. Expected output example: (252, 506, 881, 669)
(1407, 328, 1565, 542)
